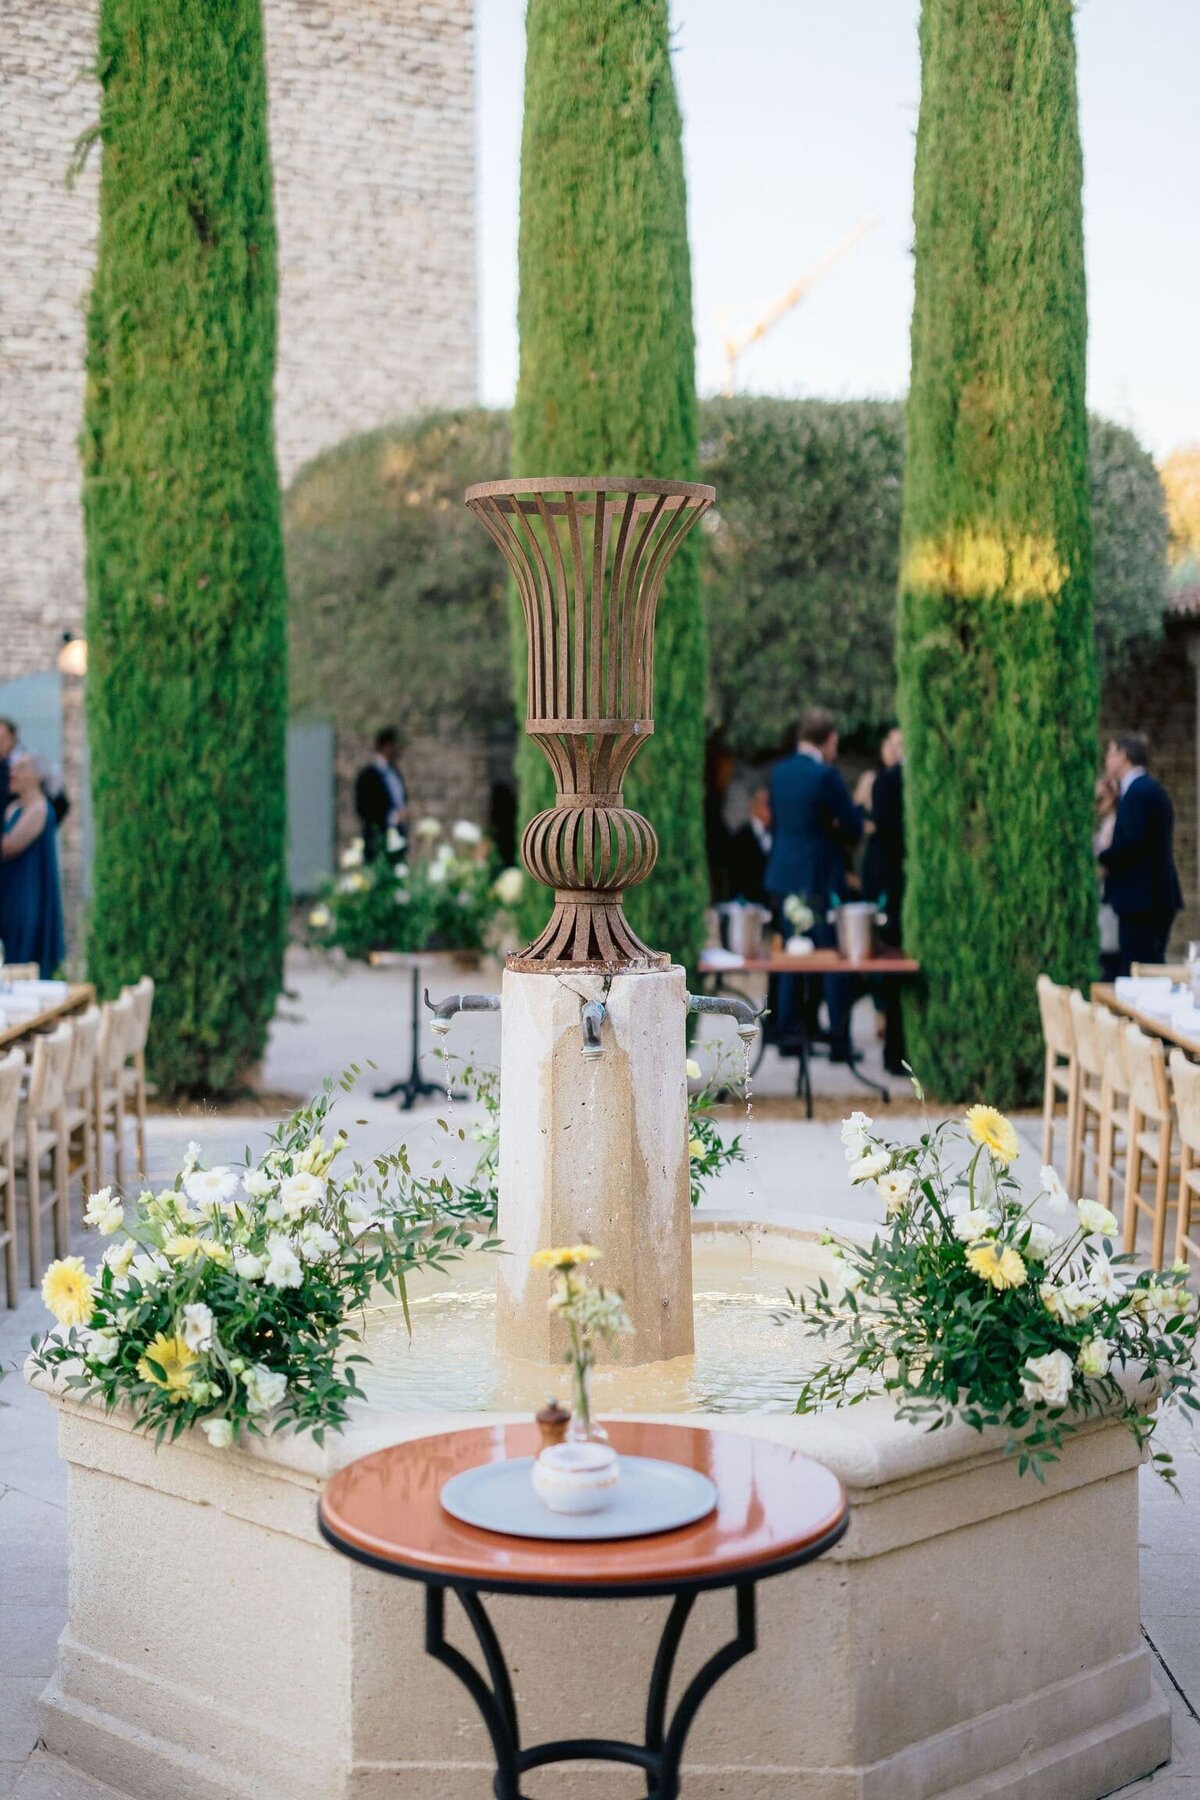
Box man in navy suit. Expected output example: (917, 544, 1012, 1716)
(1098, 732, 1184, 977)
(765, 707, 863, 1060)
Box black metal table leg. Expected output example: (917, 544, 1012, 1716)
(372, 964, 451, 1109)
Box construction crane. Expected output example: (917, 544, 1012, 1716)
(720, 215, 880, 396)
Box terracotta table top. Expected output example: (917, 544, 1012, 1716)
(319, 1421, 848, 1598)
(1093, 983, 1200, 1059)
(0, 982, 95, 1053)
(699, 948, 919, 976)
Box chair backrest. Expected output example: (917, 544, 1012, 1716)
(66, 1006, 101, 1097)
(98, 994, 136, 1082)
(1125, 1023, 1172, 1124)
(0, 1047, 25, 1142)
(1037, 974, 1074, 1061)
(1067, 992, 1104, 1079)
(1, 963, 39, 981)
(26, 1024, 74, 1117)
(1131, 963, 1187, 982)
(1168, 1050, 1200, 1157)
(122, 976, 154, 1059)
(1095, 1005, 1131, 1096)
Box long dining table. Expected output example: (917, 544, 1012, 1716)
(0, 982, 95, 1054)
(1091, 982, 1200, 1060)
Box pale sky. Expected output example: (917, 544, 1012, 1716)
(477, 0, 1200, 460)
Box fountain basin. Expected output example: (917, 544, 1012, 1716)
(28, 1352, 1168, 1800)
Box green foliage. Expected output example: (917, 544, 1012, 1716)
(82, 0, 288, 1095)
(512, 0, 707, 968)
(898, 0, 1097, 1104)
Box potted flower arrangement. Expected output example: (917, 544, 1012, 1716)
(30, 1082, 499, 1447)
(789, 1097, 1199, 1482)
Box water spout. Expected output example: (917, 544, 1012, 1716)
(423, 990, 502, 1036)
(580, 999, 606, 1059)
(687, 991, 764, 1044)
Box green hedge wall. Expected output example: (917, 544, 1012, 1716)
(84, 0, 288, 1096)
(897, 0, 1096, 1106)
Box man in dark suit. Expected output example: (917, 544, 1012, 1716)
(765, 707, 863, 1060)
(0, 718, 14, 819)
(726, 784, 772, 904)
(354, 726, 408, 862)
(1098, 732, 1184, 976)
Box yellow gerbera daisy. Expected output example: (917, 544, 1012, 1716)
(965, 1241, 1027, 1290)
(530, 1244, 601, 1270)
(163, 1234, 204, 1262)
(41, 1256, 95, 1327)
(136, 1333, 198, 1401)
(964, 1104, 1019, 1166)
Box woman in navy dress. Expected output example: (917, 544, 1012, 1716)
(1, 752, 66, 975)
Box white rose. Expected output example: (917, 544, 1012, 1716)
(1077, 1199, 1119, 1238)
(242, 1169, 274, 1199)
(452, 819, 483, 846)
(263, 1235, 303, 1289)
(1076, 1336, 1113, 1378)
(1039, 1278, 1097, 1323)
(493, 865, 524, 906)
(953, 1207, 997, 1242)
(876, 1168, 915, 1216)
(184, 1166, 241, 1208)
(849, 1150, 890, 1184)
(102, 1239, 137, 1289)
(233, 1251, 265, 1282)
(242, 1364, 287, 1415)
(181, 1302, 215, 1352)
(298, 1221, 338, 1262)
(84, 1187, 124, 1235)
(279, 1171, 327, 1218)
(130, 1251, 169, 1287)
(1022, 1221, 1060, 1261)
(86, 1327, 121, 1365)
(841, 1111, 873, 1160)
(201, 1418, 235, 1449)
(1020, 1348, 1074, 1409)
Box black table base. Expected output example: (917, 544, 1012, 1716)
(425, 1581, 756, 1800)
(372, 963, 465, 1111)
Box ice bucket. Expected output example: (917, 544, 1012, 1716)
(830, 901, 881, 962)
(718, 902, 772, 959)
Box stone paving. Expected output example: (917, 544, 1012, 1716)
(1, 951, 1199, 1795)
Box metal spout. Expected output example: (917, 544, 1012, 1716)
(423, 990, 502, 1036)
(686, 991, 764, 1044)
(580, 999, 606, 1059)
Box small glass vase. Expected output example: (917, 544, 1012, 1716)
(567, 1357, 609, 1446)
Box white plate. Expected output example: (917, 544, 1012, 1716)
(440, 1454, 717, 1541)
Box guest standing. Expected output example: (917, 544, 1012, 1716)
(1, 751, 66, 975)
(866, 731, 906, 1075)
(0, 718, 14, 820)
(726, 784, 773, 904)
(1098, 733, 1183, 976)
(1093, 774, 1120, 982)
(354, 726, 408, 861)
(765, 708, 863, 1061)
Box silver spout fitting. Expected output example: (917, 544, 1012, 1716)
(423, 990, 502, 1036)
(580, 999, 606, 1059)
(686, 991, 764, 1043)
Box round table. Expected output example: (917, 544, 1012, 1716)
(318, 1420, 848, 1800)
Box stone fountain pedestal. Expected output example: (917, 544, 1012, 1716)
(495, 963, 694, 1365)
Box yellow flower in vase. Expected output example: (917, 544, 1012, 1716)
(42, 1257, 96, 1327)
(964, 1104, 1019, 1166)
(965, 1241, 1027, 1290)
(530, 1244, 600, 1271)
(136, 1333, 198, 1402)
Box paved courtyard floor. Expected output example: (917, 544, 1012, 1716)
(2, 951, 1199, 1794)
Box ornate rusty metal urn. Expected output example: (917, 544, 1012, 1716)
(465, 477, 714, 970)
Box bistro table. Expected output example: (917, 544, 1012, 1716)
(0, 981, 95, 1054)
(1092, 981, 1200, 1059)
(697, 946, 920, 1116)
(318, 1419, 848, 1800)
(368, 950, 485, 1110)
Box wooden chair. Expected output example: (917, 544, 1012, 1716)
(1037, 974, 1077, 1168)
(94, 994, 135, 1189)
(1130, 964, 1187, 982)
(1067, 992, 1105, 1197)
(0, 1048, 25, 1307)
(120, 977, 154, 1176)
(1168, 1050, 1200, 1268)
(1095, 1006, 1132, 1216)
(64, 1006, 101, 1205)
(1122, 1023, 1177, 1266)
(16, 1024, 74, 1284)
(0, 964, 39, 982)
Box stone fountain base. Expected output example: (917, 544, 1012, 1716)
(28, 1367, 1169, 1800)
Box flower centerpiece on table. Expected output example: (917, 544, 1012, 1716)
(308, 818, 523, 962)
(782, 892, 815, 954)
(30, 1084, 499, 1448)
(528, 1245, 633, 1513)
(787, 1098, 1199, 1484)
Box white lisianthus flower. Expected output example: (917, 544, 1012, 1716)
(130, 1251, 169, 1287)
(841, 1111, 873, 1161)
(184, 1165, 241, 1208)
(493, 865, 524, 906)
(201, 1418, 235, 1449)
(181, 1302, 215, 1353)
(83, 1186, 124, 1235)
(340, 839, 364, 870)
(233, 1251, 265, 1283)
(242, 1169, 274, 1199)
(298, 1221, 338, 1262)
(1084, 1253, 1130, 1303)
(343, 1193, 378, 1237)
(1077, 1336, 1113, 1378)
(1022, 1221, 1060, 1262)
(85, 1327, 121, 1365)
(102, 1239, 137, 1288)
(685, 1059, 703, 1082)
(242, 1364, 287, 1415)
(415, 816, 442, 840)
(849, 1149, 890, 1184)
(876, 1168, 915, 1217)
(1077, 1199, 1119, 1238)
(263, 1235, 303, 1289)
(452, 819, 483, 846)
(385, 826, 404, 854)
(953, 1207, 998, 1242)
(426, 860, 448, 886)
(1039, 1279, 1097, 1324)
(1020, 1348, 1074, 1409)
(265, 1198, 285, 1222)
(279, 1171, 327, 1218)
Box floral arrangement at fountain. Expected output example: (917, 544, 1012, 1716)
(309, 817, 524, 962)
(30, 1084, 498, 1448)
(790, 1100, 1199, 1484)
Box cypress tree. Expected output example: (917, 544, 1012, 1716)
(512, 0, 707, 969)
(83, 0, 288, 1095)
(898, 0, 1096, 1104)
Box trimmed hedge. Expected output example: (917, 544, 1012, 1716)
(511, 0, 708, 969)
(897, 0, 1096, 1105)
(83, 0, 288, 1096)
